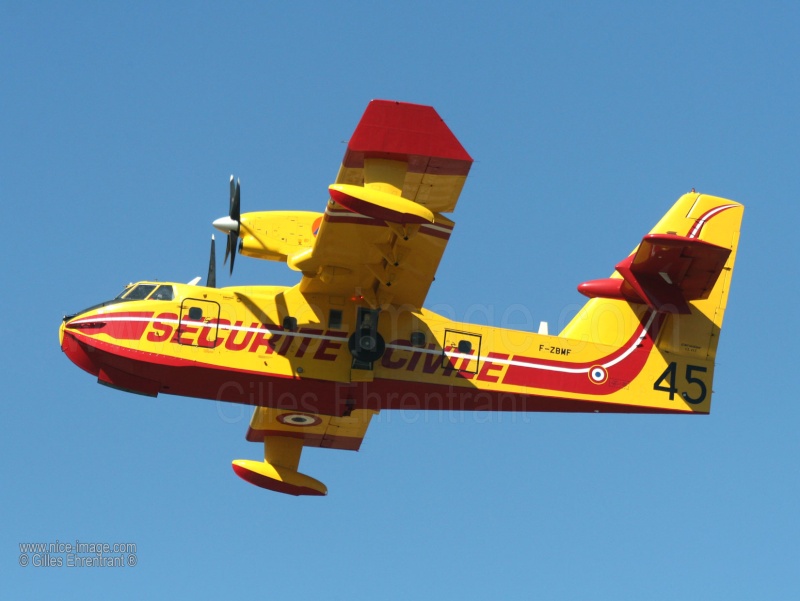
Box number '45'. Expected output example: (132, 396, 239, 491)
(653, 362, 708, 404)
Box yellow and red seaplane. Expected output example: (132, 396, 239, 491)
(60, 100, 744, 496)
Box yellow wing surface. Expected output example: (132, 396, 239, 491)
(292, 100, 473, 309)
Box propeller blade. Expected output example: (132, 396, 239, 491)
(214, 175, 242, 276)
(231, 177, 241, 223)
(229, 175, 241, 275)
(228, 232, 236, 274)
(206, 235, 217, 288)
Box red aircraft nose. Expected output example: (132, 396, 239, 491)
(60, 320, 101, 376)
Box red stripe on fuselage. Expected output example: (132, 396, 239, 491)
(69, 311, 154, 340)
(503, 312, 662, 395)
(62, 316, 692, 415)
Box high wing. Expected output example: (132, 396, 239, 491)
(231, 101, 472, 496)
(291, 100, 473, 309)
(233, 407, 377, 496)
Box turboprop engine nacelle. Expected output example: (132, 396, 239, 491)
(238, 211, 323, 264)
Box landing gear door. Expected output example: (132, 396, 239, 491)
(178, 298, 221, 348)
(443, 329, 481, 375)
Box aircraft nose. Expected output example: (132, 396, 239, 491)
(59, 318, 101, 376)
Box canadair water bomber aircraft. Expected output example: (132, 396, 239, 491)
(60, 100, 744, 496)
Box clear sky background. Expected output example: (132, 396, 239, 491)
(2, 1, 798, 598)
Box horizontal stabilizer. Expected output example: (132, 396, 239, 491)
(579, 233, 732, 314)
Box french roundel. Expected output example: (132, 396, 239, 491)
(277, 413, 322, 427)
(588, 365, 608, 384)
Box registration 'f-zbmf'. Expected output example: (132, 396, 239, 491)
(60, 100, 744, 496)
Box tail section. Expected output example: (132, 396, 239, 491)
(647, 194, 742, 361)
(561, 192, 743, 412)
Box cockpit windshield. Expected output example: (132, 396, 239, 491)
(124, 284, 158, 300)
(69, 283, 177, 322)
(150, 285, 174, 301)
(115, 285, 133, 299)
(115, 283, 175, 301)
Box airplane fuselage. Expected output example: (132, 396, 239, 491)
(60, 279, 704, 417)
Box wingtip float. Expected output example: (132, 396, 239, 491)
(60, 100, 744, 496)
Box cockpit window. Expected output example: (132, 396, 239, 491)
(125, 284, 157, 300)
(115, 285, 134, 299)
(111, 283, 174, 302)
(151, 285, 174, 301)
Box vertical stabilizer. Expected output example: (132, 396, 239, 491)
(561, 192, 743, 412)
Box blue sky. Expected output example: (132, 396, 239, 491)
(3, 1, 799, 598)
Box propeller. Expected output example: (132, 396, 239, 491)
(187, 235, 218, 287)
(212, 175, 241, 275)
(206, 235, 216, 288)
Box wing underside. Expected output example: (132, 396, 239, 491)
(232, 407, 378, 496)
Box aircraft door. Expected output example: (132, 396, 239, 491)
(178, 298, 221, 348)
(443, 329, 481, 375)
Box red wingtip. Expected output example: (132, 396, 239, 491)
(344, 100, 473, 173)
(232, 462, 327, 497)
